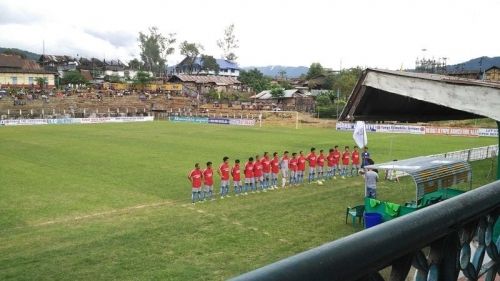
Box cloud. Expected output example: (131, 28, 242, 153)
(84, 29, 137, 48)
(0, 2, 44, 25)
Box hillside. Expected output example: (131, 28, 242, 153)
(242, 65, 309, 78)
(0, 47, 41, 61)
(447, 56, 500, 72)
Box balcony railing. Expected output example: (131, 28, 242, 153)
(230, 180, 500, 281)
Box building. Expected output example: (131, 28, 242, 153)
(485, 66, 500, 82)
(103, 59, 126, 79)
(167, 74, 241, 94)
(251, 89, 315, 112)
(0, 54, 56, 89)
(39, 55, 78, 76)
(174, 57, 240, 77)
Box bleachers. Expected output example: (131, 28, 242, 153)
(0, 94, 193, 118)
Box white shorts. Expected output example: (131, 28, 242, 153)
(244, 177, 254, 184)
(317, 166, 324, 172)
(221, 180, 229, 186)
(352, 164, 361, 169)
(309, 167, 316, 173)
(332, 164, 339, 168)
(192, 187, 201, 192)
(271, 173, 278, 180)
(233, 180, 241, 186)
(264, 173, 271, 179)
(256, 176, 264, 181)
(290, 171, 296, 178)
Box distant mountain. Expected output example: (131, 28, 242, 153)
(0, 47, 41, 61)
(242, 65, 309, 78)
(447, 56, 500, 72)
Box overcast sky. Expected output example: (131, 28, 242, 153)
(0, 0, 498, 69)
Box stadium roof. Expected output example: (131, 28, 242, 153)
(339, 68, 500, 122)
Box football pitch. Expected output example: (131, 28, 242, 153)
(0, 121, 497, 280)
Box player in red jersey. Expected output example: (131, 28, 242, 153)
(253, 155, 264, 192)
(306, 147, 318, 183)
(332, 145, 341, 179)
(244, 157, 255, 193)
(317, 149, 326, 180)
(232, 159, 242, 196)
(188, 163, 203, 204)
(261, 152, 272, 190)
(297, 151, 306, 183)
(203, 162, 214, 200)
(326, 148, 335, 179)
(289, 152, 298, 185)
(341, 146, 351, 179)
(270, 152, 280, 189)
(351, 146, 361, 176)
(218, 156, 230, 199)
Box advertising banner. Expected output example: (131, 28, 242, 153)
(169, 116, 208, 123)
(478, 128, 498, 137)
(424, 126, 479, 137)
(229, 118, 256, 126)
(208, 118, 230, 125)
(1, 116, 154, 126)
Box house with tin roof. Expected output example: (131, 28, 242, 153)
(174, 56, 240, 77)
(0, 54, 56, 89)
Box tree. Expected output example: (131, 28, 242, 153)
(217, 24, 239, 61)
(332, 67, 363, 100)
(35, 77, 47, 89)
(238, 68, 271, 93)
(62, 71, 87, 85)
(1, 49, 27, 59)
(270, 86, 285, 98)
(105, 75, 121, 83)
(138, 27, 176, 77)
(200, 55, 220, 74)
(134, 71, 151, 89)
(306, 62, 325, 79)
(179, 41, 204, 74)
(128, 58, 143, 70)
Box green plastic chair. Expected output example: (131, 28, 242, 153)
(346, 205, 365, 226)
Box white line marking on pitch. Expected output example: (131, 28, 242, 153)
(32, 200, 175, 227)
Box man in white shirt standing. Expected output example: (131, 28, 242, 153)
(364, 168, 379, 198)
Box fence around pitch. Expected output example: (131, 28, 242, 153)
(387, 144, 498, 180)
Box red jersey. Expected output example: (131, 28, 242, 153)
(244, 162, 254, 178)
(270, 157, 280, 173)
(289, 158, 298, 171)
(317, 154, 325, 167)
(352, 151, 360, 165)
(261, 157, 271, 173)
(231, 164, 241, 181)
(203, 168, 214, 185)
(253, 161, 263, 177)
(342, 151, 350, 165)
(306, 153, 317, 168)
(189, 169, 203, 188)
(219, 163, 230, 180)
(332, 150, 341, 165)
(326, 153, 335, 167)
(297, 156, 306, 171)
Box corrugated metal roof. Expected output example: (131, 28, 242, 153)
(252, 89, 312, 99)
(171, 74, 240, 85)
(192, 57, 239, 70)
(340, 68, 500, 122)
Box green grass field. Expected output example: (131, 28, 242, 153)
(0, 121, 497, 280)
